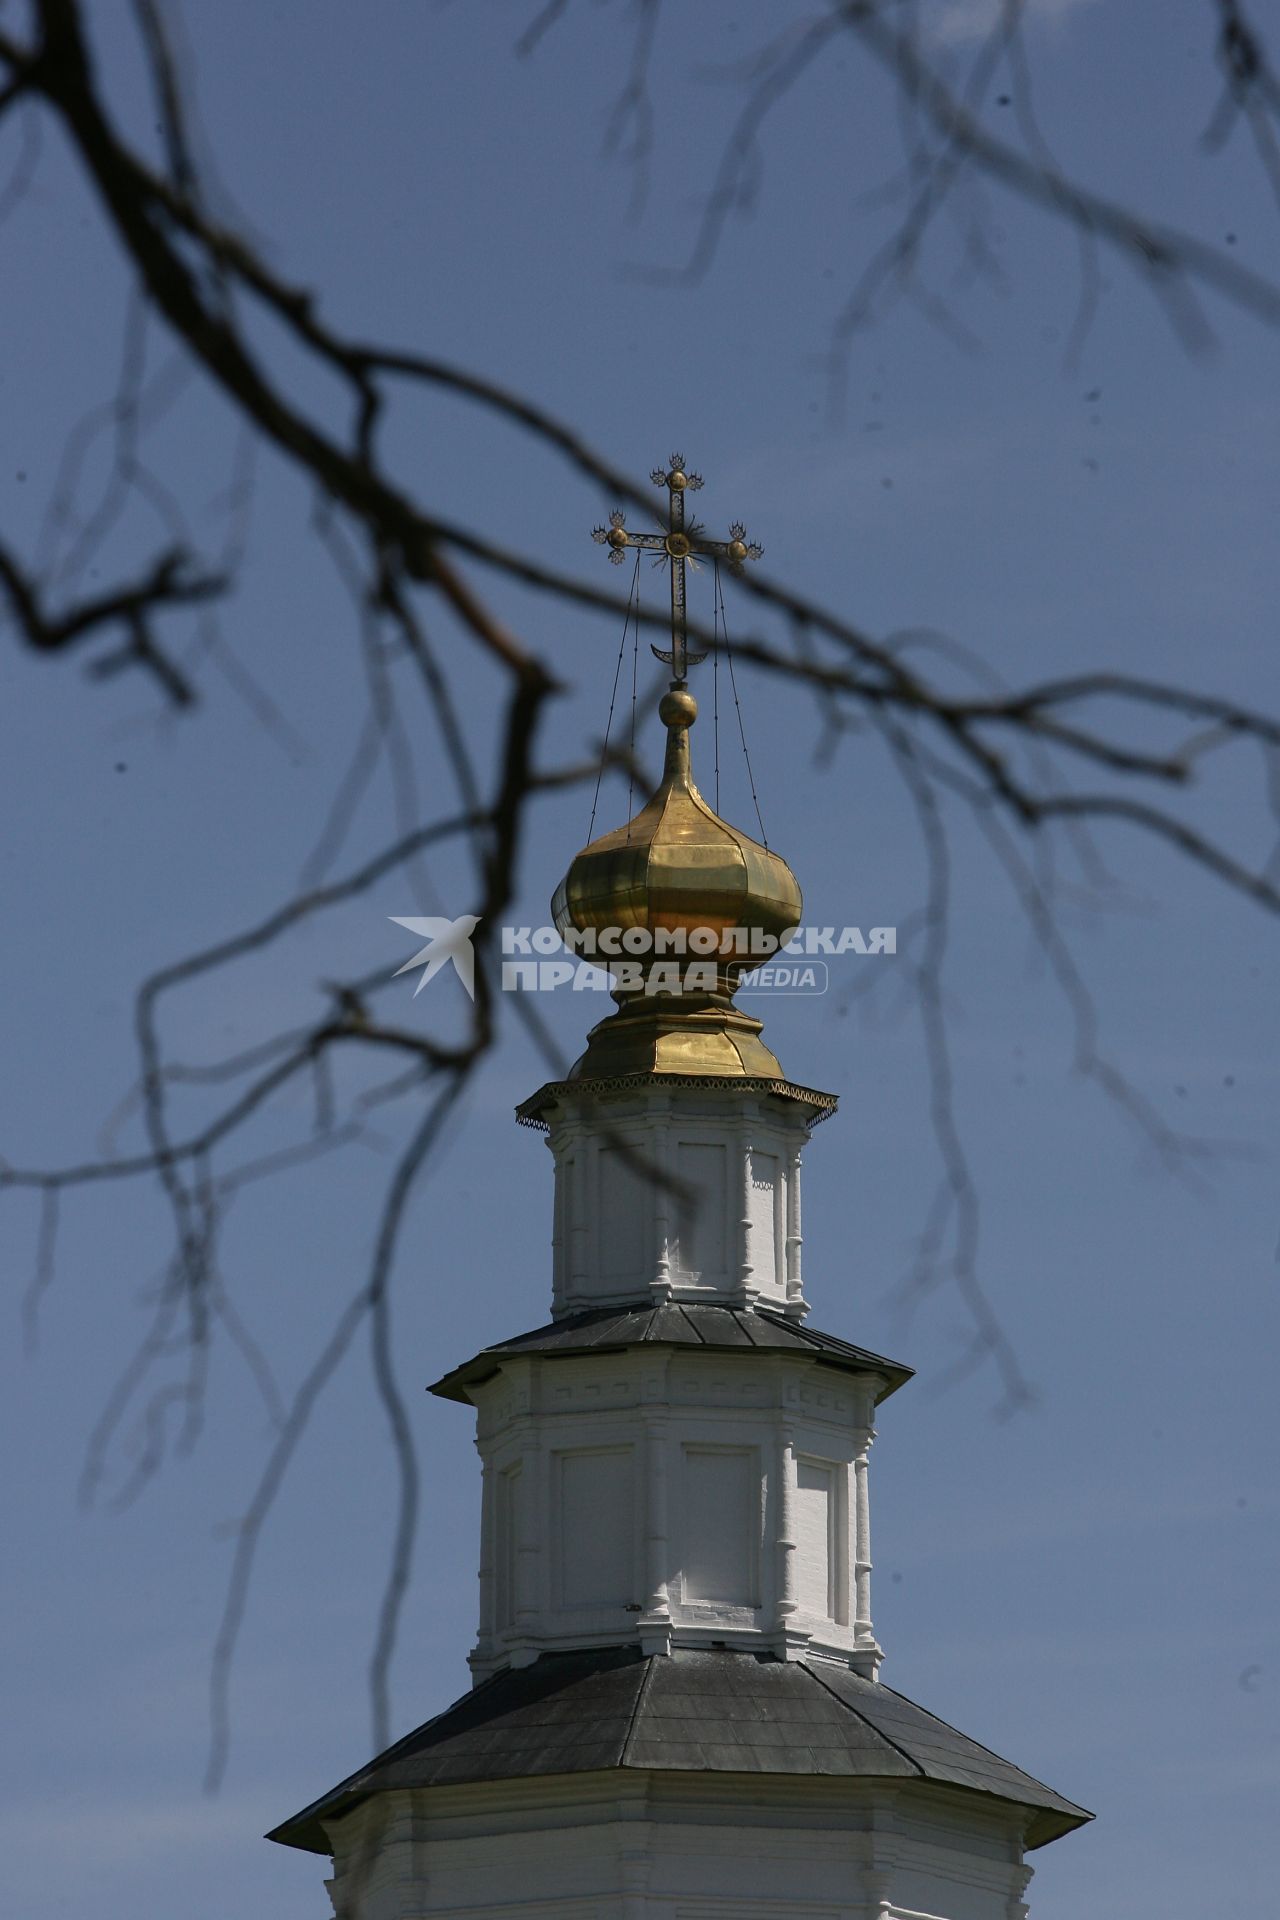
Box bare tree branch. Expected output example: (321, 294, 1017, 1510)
(0, 538, 224, 699)
(3, 0, 1279, 1791)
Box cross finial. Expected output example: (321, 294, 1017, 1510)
(591, 455, 763, 686)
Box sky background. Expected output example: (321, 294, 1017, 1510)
(1, 2, 1277, 1915)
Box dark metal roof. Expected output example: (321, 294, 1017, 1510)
(428, 1304, 913, 1404)
(268, 1647, 1091, 1856)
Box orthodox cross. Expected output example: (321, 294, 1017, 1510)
(592, 454, 763, 685)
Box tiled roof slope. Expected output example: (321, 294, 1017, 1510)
(269, 1647, 1090, 1856)
(428, 1304, 913, 1404)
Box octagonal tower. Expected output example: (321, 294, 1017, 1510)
(269, 463, 1090, 1920)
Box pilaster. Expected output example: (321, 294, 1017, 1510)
(784, 1136, 807, 1317)
(852, 1418, 882, 1680)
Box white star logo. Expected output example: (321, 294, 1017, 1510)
(389, 914, 479, 999)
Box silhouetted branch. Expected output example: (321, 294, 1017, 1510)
(4, 0, 1280, 1792)
(0, 538, 224, 699)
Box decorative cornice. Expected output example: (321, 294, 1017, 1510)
(516, 1072, 838, 1131)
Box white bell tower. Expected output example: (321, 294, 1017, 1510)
(269, 459, 1090, 1919)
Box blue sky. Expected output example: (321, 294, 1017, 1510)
(1, 3, 1277, 1914)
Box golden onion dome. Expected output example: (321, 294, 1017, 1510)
(550, 688, 802, 1083)
(554, 688, 800, 957)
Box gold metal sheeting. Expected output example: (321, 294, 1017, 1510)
(567, 993, 788, 1084)
(554, 695, 802, 960)
(552, 687, 803, 1085)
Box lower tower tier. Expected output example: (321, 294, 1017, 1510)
(269, 1646, 1091, 1920)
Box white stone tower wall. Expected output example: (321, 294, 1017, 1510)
(324, 1779, 1036, 1920)
(467, 1349, 882, 1679)
(544, 1087, 814, 1318)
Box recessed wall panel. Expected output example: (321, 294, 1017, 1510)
(555, 1447, 634, 1607)
(681, 1445, 757, 1605)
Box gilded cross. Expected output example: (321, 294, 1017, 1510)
(592, 454, 763, 685)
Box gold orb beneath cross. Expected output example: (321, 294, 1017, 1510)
(658, 688, 697, 729)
